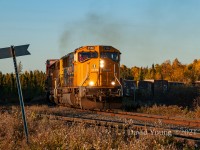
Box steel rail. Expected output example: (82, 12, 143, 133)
(71, 108, 200, 128)
(40, 113, 200, 141)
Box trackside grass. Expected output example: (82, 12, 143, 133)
(137, 104, 200, 119)
(0, 105, 198, 150)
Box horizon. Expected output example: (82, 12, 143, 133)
(0, 56, 197, 74)
(1, 0, 200, 73)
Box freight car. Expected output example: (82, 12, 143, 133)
(45, 45, 123, 109)
(121, 79, 137, 97)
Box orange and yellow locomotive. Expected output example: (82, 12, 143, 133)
(46, 45, 122, 109)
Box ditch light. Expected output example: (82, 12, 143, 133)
(0, 44, 30, 143)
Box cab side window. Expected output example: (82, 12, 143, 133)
(78, 52, 98, 62)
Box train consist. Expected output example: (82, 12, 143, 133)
(45, 45, 122, 109)
(122, 79, 185, 97)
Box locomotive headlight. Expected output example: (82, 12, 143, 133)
(111, 81, 115, 86)
(89, 81, 94, 86)
(100, 60, 104, 68)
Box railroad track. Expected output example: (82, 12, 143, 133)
(101, 111, 200, 128)
(70, 108, 200, 128)
(39, 108, 200, 141)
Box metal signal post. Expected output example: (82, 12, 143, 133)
(11, 46, 29, 143)
(0, 44, 30, 143)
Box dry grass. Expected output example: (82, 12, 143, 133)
(137, 104, 200, 119)
(0, 105, 198, 150)
(194, 106, 200, 119)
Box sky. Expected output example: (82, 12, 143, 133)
(0, 0, 200, 73)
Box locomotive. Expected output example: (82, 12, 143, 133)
(45, 45, 123, 109)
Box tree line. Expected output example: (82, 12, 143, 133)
(0, 70, 46, 101)
(120, 58, 200, 84)
(0, 58, 200, 102)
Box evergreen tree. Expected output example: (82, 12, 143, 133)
(139, 67, 144, 81)
(151, 64, 156, 79)
(0, 70, 46, 101)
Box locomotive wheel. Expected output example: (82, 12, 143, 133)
(80, 98, 103, 110)
(54, 97, 59, 104)
(80, 97, 122, 110)
(46, 91, 50, 102)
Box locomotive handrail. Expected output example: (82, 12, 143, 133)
(81, 63, 90, 86)
(54, 78, 58, 98)
(114, 64, 123, 96)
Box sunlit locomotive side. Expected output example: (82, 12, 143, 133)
(46, 45, 123, 109)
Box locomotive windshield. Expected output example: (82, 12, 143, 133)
(100, 52, 119, 62)
(78, 51, 98, 62)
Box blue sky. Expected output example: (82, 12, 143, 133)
(0, 0, 200, 73)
